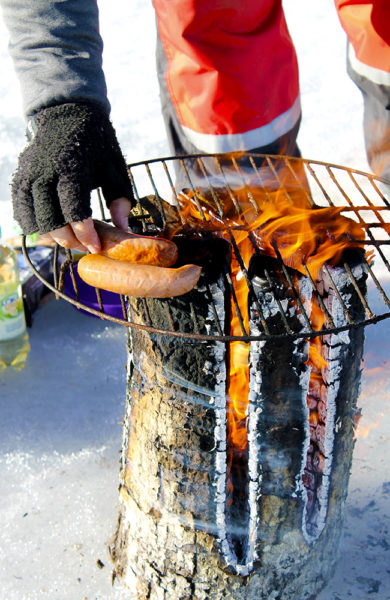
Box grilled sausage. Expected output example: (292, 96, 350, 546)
(93, 219, 178, 267)
(78, 254, 201, 298)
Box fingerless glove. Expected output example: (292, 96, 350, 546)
(12, 102, 134, 234)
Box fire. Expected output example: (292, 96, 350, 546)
(177, 185, 365, 279)
(308, 345, 327, 371)
(176, 179, 366, 459)
(249, 196, 364, 278)
(173, 165, 371, 556)
(227, 236, 253, 452)
(306, 299, 327, 406)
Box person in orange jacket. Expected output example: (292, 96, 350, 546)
(336, 0, 390, 178)
(0, 1, 389, 250)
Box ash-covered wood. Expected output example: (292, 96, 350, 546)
(111, 243, 366, 600)
(111, 235, 230, 599)
(245, 251, 367, 599)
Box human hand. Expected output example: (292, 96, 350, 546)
(12, 102, 134, 251)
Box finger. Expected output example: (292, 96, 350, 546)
(56, 174, 92, 228)
(100, 146, 134, 207)
(48, 224, 87, 252)
(31, 177, 64, 233)
(70, 218, 101, 254)
(11, 147, 39, 235)
(109, 197, 132, 230)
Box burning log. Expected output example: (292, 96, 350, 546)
(110, 228, 367, 599)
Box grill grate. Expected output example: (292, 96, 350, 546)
(22, 153, 390, 341)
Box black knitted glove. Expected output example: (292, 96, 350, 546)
(12, 102, 134, 235)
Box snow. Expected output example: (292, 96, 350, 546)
(0, 1, 389, 599)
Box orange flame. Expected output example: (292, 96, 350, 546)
(226, 236, 253, 452)
(306, 299, 327, 382)
(176, 180, 366, 455)
(308, 345, 328, 371)
(177, 186, 365, 279)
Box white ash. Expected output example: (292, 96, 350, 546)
(251, 270, 313, 332)
(301, 382, 335, 541)
(202, 359, 214, 376)
(251, 286, 293, 321)
(300, 259, 367, 544)
(323, 262, 366, 295)
(293, 339, 312, 500)
(259, 292, 282, 320)
(210, 273, 265, 576)
(246, 331, 267, 574)
(313, 373, 338, 522)
(213, 299, 265, 576)
(260, 275, 312, 502)
(322, 261, 367, 345)
(206, 278, 238, 573)
(297, 276, 313, 331)
(199, 275, 226, 337)
(215, 391, 253, 574)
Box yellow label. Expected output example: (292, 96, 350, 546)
(0, 283, 26, 340)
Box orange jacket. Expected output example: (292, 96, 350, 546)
(153, 0, 300, 152)
(335, 1, 390, 82)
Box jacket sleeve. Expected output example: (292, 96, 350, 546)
(0, 0, 110, 119)
(334, 0, 390, 180)
(334, 1, 390, 106)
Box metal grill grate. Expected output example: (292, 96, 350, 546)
(22, 153, 390, 341)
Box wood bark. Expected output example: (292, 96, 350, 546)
(111, 248, 366, 600)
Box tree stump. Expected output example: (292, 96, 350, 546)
(111, 244, 366, 600)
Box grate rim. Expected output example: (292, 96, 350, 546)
(22, 152, 390, 342)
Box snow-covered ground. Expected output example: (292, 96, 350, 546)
(0, 1, 389, 599)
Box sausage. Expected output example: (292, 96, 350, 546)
(77, 254, 202, 298)
(93, 219, 178, 267)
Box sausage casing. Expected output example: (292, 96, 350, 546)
(93, 220, 178, 267)
(78, 254, 202, 298)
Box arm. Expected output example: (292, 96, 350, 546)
(0, 0, 133, 251)
(0, 0, 110, 118)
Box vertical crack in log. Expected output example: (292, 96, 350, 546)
(249, 255, 311, 560)
(225, 444, 250, 564)
(301, 289, 334, 543)
(224, 236, 253, 574)
(299, 252, 367, 543)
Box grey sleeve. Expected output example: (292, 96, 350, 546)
(0, 0, 110, 119)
